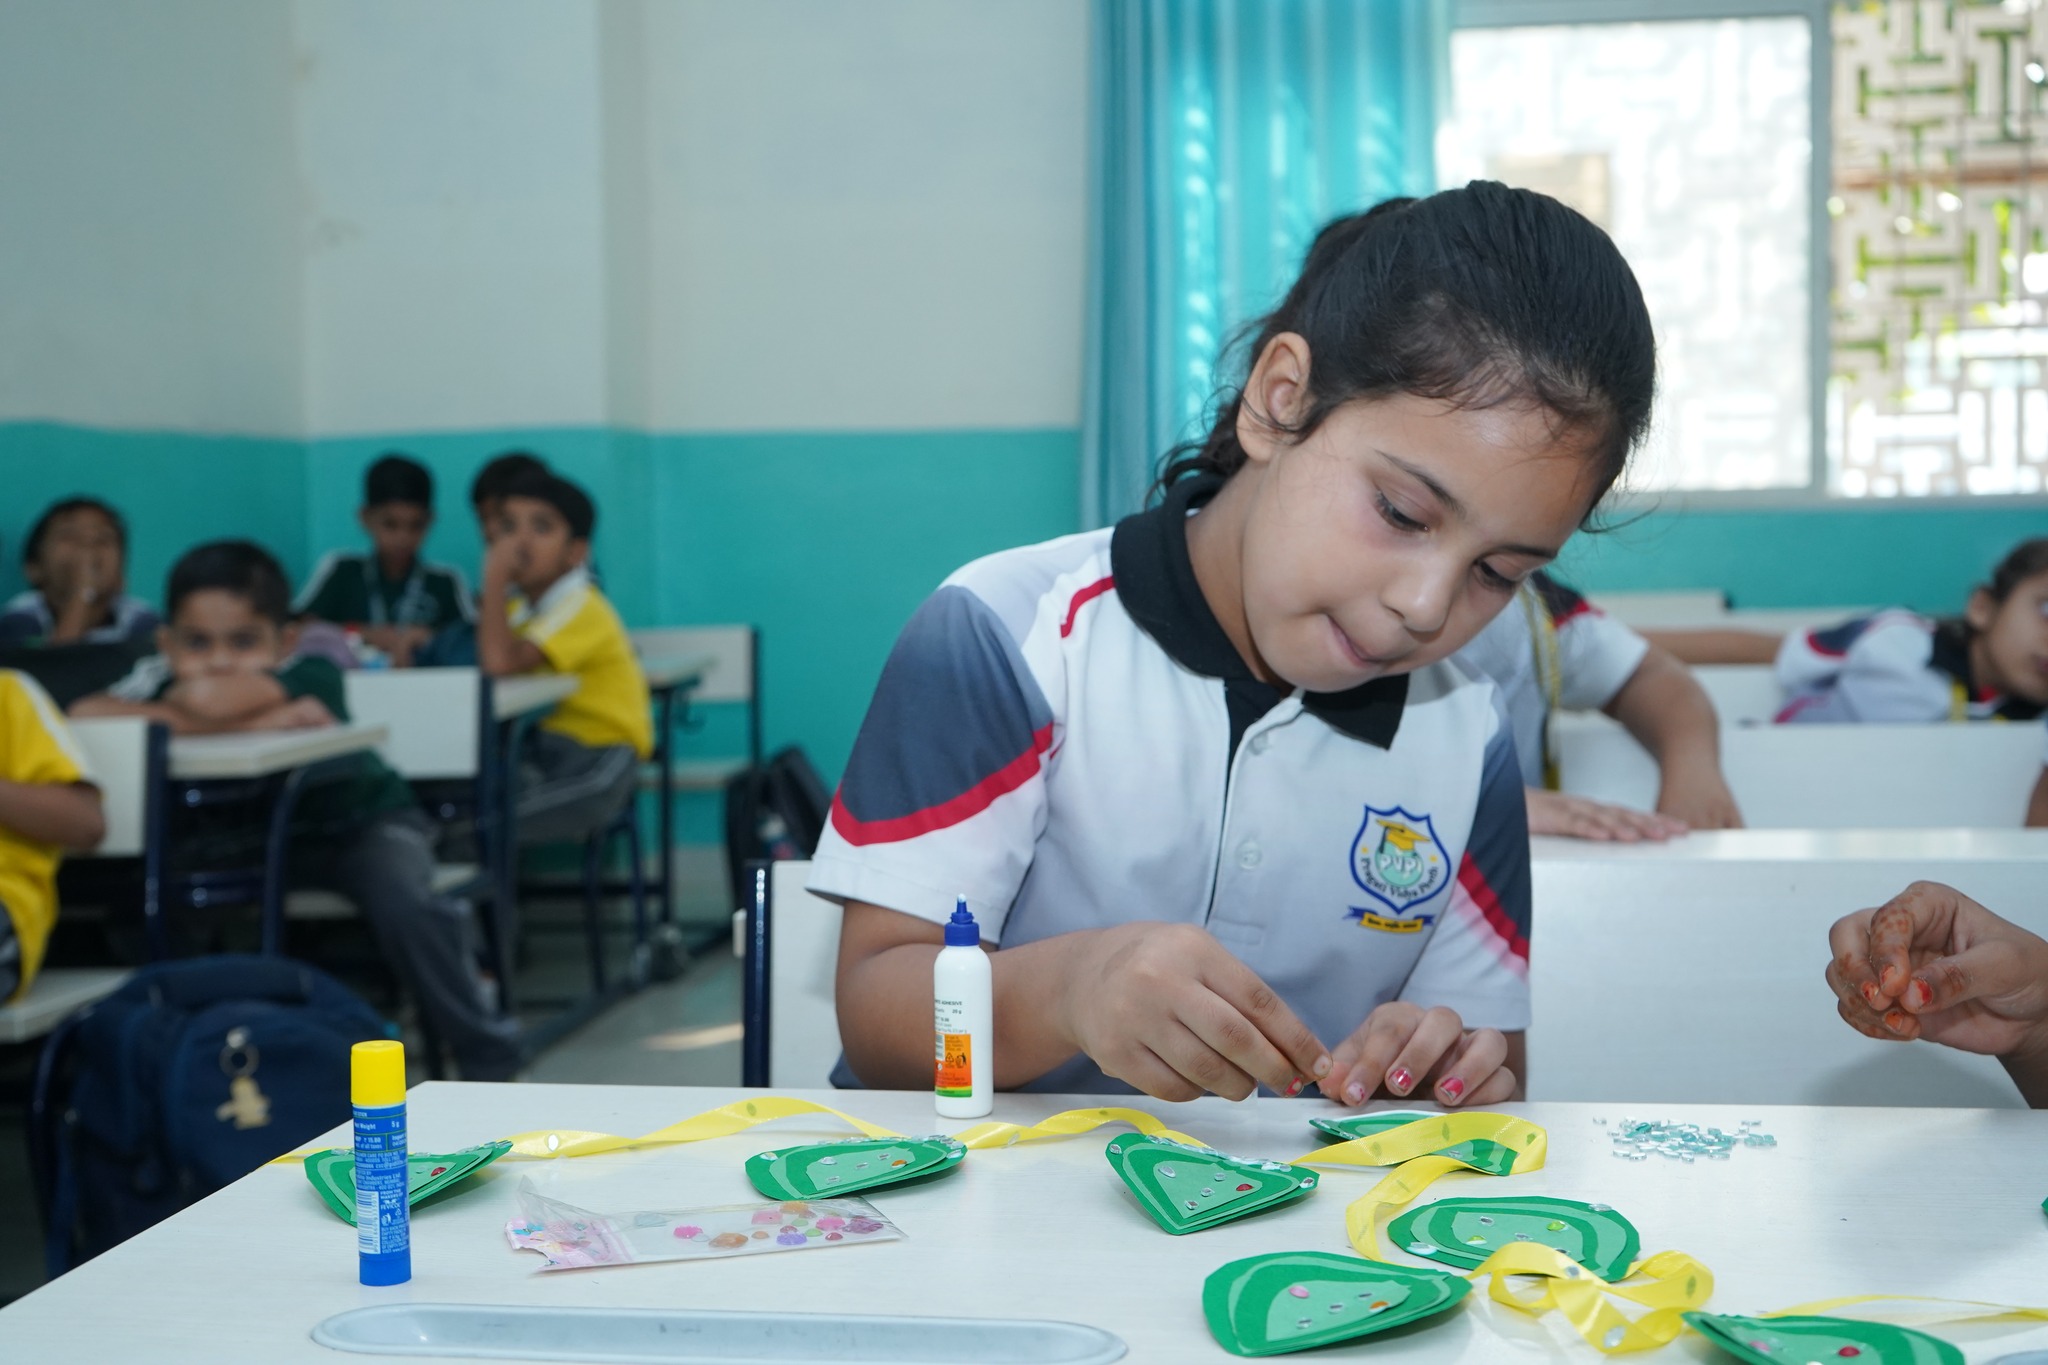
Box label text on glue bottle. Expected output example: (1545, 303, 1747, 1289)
(934, 994, 973, 1098)
(354, 1103, 409, 1260)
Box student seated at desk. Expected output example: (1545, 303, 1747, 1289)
(1827, 879, 2048, 1109)
(72, 541, 521, 1079)
(1453, 571, 1741, 841)
(0, 497, 158, 648)
(812, 186, 1655, 1109)
(295, 453, 474, 666)
(475, 470, 650, 841)
(0, 670, 105, 1001)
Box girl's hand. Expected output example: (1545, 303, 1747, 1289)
(1657, 767, 1743, 830)
(1826, 880, 2048, 1059)
(1317, 1002, 1515, 1108)
(1057, 922, 1331, 1102)
(1526, 788, 1685, 842)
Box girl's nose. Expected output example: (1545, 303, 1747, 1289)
(1382, 561, 1458, 636)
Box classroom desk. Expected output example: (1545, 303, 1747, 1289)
(638, 653, 712, 693)
(1532, 826, 2048, 863)
(165, 722, 390, 780)
(4, 1085, 2046, 1362)
(493, 673, 578, 721)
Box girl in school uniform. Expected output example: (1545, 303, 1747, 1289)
(809, 183, 1656, 1109)
(1774, 539, 2048, 725)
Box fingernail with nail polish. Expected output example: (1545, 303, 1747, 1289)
(1884, 1010, 1909, 1033)
(1439, 1077, 1465, 1102)
(1907, 979, 1931, 1010)
(1389, 1066, 1414, 1093)
(1861, 982, 1881, 1007)
(1312, 1055, 1332, 1078)
(1283, 1078, 1303, 1097)
(1345, 1083, 1365, 1104)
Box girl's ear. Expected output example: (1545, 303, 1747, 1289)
(1964, 586, 1997, 633)
(1236, 333, 1315, 466)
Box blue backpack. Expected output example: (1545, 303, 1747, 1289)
(32, 955, 389, 1277)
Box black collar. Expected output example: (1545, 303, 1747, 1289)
(1109, 474, 1407, 749)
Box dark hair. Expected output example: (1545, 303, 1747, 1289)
(166, 540, 293, 626)
(1984, 538, 2048, 603)
(501, 469, 596, 541)
(470, 451, 549, 509)
(23, 496, 127, 566)
(1157, 182, 1656, 518)
(363, 453, 433, 510)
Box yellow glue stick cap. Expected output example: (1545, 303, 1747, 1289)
(352, 1039, 406, 1107)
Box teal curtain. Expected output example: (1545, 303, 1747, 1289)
(1082, 0, 1451, 526)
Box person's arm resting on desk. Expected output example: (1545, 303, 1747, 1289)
(476, 543, 547, 677)
(1603, 644, 1743, 830)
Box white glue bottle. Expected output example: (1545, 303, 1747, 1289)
(933, 897, 993, 1118)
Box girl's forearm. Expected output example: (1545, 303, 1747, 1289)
(0, 780, 105, 850)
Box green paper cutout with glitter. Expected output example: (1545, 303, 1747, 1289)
(1307, 1110, 1520, 1176)
(303, 1140, 513, 1223)
(744, 1135, 965, 1201)
(1388, 1195, 1639, 1280)
(1684, 1312, 1962, 1365)
(1202, 1250, 1470, 1357)
(1105, 1135, 1316, 1235)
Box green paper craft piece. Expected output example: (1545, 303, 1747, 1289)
(1684, 1312, 1963, 1365)
(1202, 1250, 1471, 1357)
(1307, 1110, 1520, 1176)
(303, 1140, 513, 1223)
(1387, 1195, 1640, 1280)
(744, 1135, 966, 1200)
(1105, 1135, 1317, 1235)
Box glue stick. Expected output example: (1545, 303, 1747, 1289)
(934, 897, 993, 1118)
(352, 1039, 410, 1286)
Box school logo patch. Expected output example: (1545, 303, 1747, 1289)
(1347, 806, 1450, 932)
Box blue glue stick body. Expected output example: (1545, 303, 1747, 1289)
(352, 1039, 410, 1286)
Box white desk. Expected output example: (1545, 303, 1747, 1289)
(166, 724, 389, 781)
(4, 1086, 2046, 1362)
(638, 653, 712, 693)
(1530, 832, 2048, 1108)
(493, 674, 577, 722)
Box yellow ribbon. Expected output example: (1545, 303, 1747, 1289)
(272, 1098, 1201, 1165)
(1762, 1294, 2048, 1328)
(1291, 1109, 1549, 1172)
(954, 1105, 1204, 1150)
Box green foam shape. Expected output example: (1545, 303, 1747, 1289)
(1684, 1312, 1963, 1365)
(1387, 1195, 1640, 1280)
(303, 1140, 513, 1223)
(1105, 1135, 1316, 1236)
(1307, 1111, 1522, 1176)
(1202, 1250, 1471, 1357)
(744, 1135, 965, 1201)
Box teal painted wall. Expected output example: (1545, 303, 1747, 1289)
(1556, 501, 2048, 615)
(0, 421, 306, 607)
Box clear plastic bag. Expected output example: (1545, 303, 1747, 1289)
(506, 1178, 904, 1272)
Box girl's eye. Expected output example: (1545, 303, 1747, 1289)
(1474, 562, 1518, 592)
(1374, 494, 1427, 533)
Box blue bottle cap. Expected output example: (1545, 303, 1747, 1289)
(945, 898, 979, 947)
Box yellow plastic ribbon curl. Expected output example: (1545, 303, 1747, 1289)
(1315, 1112, 1706, 1355)
(273, 1098, 1201, 1165)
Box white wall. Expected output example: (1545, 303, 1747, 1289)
(294, 0, 613, 437)
(0, 0, 301, 433)
(644, 0, 1090, 432)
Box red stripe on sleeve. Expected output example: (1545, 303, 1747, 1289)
(1551, 598, 1597, 626)
(1457, 853, 1529, 963)
(828, 725, 1054, 847)
(1061, 576, 1116, 638)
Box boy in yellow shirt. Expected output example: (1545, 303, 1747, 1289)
(0, 669, 106, 1000)
(476, 470, 651, 841)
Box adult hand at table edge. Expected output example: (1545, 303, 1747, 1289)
(1316, 1002, 1520, 1108)
(1825, 880, 2048, 1108)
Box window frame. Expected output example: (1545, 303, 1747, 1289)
(1450, 0, 1863, 507)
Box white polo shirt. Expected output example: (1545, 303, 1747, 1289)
(1452, 573, 1650, 787)
(1775, 611, 2039, 725)
(809, 476, 1533, 1095)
